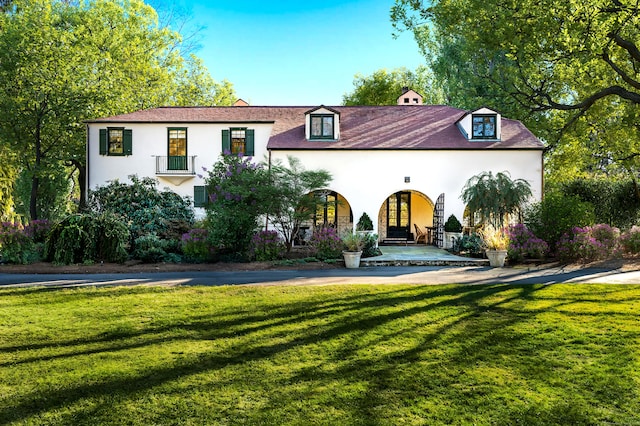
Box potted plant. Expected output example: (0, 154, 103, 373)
(443, 214, 463, 249)
(341, 230, 366, 268)
(356, 212, 374, 233)
(481, 225, 509, 267)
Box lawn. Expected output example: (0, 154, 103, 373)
(1, 283, 639, 425)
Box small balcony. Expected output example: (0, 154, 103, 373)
(155, 156, 197, 175)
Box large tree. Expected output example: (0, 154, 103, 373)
(342, 66, 444, 106)
(0, 0, 235, 220)
(391, 0, 640, 180)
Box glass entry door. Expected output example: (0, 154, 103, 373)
(387, 192, 411, 239)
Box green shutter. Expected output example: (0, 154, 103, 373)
(123, 129, 132, 155)
(245, 129, 255, 156)
(222, 129, 230, 153)
(193, 186, 207, 207)
(99, 129, 107, 155)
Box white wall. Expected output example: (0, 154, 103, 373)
(87, 122, 273, 209)
(270, 149, 543, 236)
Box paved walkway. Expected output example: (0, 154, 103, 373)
(363, 245, 487, 266)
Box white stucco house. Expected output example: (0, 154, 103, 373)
(85, 98, 544, 247)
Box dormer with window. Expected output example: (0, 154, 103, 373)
(456, 107, 501, 141)
(305, 106, 340, 141)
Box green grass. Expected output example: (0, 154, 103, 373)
(1, 283, 639, 425)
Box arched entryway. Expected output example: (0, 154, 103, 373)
(377, 190, 436, 244)
(295, 189, 353, 244)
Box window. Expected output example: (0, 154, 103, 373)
(99, 128, 132, 156)
(222, 128, 255, 155)
(314, 191, 337, 227)
(310, 114, 334, 139)
(168, 128, 187, 170)
(193, 186, 208, 208)
(472, 115, 497, 139)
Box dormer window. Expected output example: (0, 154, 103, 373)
(472, 115, 497, 139)
(305, 106, 340, 141)
(310, 114, 334, 139)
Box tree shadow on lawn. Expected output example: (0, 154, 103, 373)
(2, 284, 638, 424)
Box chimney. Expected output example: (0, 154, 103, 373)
(233, 99, 249, 107)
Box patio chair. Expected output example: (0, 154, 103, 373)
(414, 224, 426, 244)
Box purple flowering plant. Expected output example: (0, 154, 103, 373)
(181, 228, 213, 262)
(505, 224, 549, 262)
(0, 221, 34, 264)
(309, 227, 343, 260)
(556, 224, 620, 263)
(620, 226, 640, 254)
(249, 230, 284, 261)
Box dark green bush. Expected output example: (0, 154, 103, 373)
(45, 212, 129, 264)
(452, 234, 483, 257)
(525, 192, 595, 252)
(132, 233, 169, 263)
(444, 214, 463, 232)
(361, 233, 381, 258)
(0, 222, 34, 264)
(356, 212, 374, 231)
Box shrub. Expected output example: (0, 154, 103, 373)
(556, 224, 619, 263)
(525, 192, 595, 252)
(356, 212, 374, 231)
(133, 233, 168, 263)
(181, 228, 213, 262)
(24, 219, 51, 243)
(309, 227, 343, 260)
(361, 233, 381, 258)
(620, 226, 640, 254)
(249, 230, 285, 261)
(505, 224, 549, 262)
(452, 234, 483, 257)
(444, 214, 462, 232)
(45, 213, 129, 264)
(0, 222, 34, 264)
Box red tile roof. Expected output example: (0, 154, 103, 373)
(88, 105, 544, 150)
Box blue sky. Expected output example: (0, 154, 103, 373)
(181, 0, 424, 106)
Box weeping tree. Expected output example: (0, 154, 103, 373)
(461, 171, 532, 229)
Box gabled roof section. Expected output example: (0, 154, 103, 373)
(304, 105, 341, 116)
(87, 105, 544, 150)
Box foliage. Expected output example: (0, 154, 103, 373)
(203, 153, 272, 259)
(132, 233, 169, 264)
(341, 231, 366, 252)
(356, 212, 374, 231)
(0, 222, 34, 264)
(265, 156, 332, 252)
(45, 212, 129, 264)
(4, 284, 639, 424)
(525, 192, 596, 252)
(0, 0, 235, 219)
(23, 219, 51, 244)
(309, 227, 343, 260)
(461, 171, 532, 228)
(249, 230, 285, 262)
(480, 226, 509, 251)
(361, 233, 381, 258)
(181, 228, 213, 263)
(557, 178, 640, 230)
(342, 67, 445, 105)
(505, 224, 549, 262)
(620, 226, 640, 254)
(88, 175, 194, 254)
(443, 214, 462, 232)
(556, 225, 620, 263)
(452, 233, 484, 256)
(392, 0, 640, 179)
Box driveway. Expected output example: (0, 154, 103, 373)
(2, 264, 640, 289)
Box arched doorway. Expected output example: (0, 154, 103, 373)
(378, 190, 435, 244)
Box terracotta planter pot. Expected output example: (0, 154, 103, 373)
(343, 251, 362, 269)
(486, 249, 508, 267)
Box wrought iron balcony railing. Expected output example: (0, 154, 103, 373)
(155, 156, 196, 175)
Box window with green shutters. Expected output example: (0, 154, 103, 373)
(99, 128, 132, 156)
(193, 185, 208, 207)
(222, 128, 254, 156)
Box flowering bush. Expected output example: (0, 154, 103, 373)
(249, 230, 284, 261)
(556, 224, 620, 263)
(24, 219, 51, 243)
(506, 224, 549, 262)
(620, 226, 640, 254)
(0, 222, 34, 264)
(309, 227, 343, 260)
(181, 228, 213, 262)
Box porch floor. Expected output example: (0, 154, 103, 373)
(362, 245, 488, 267)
